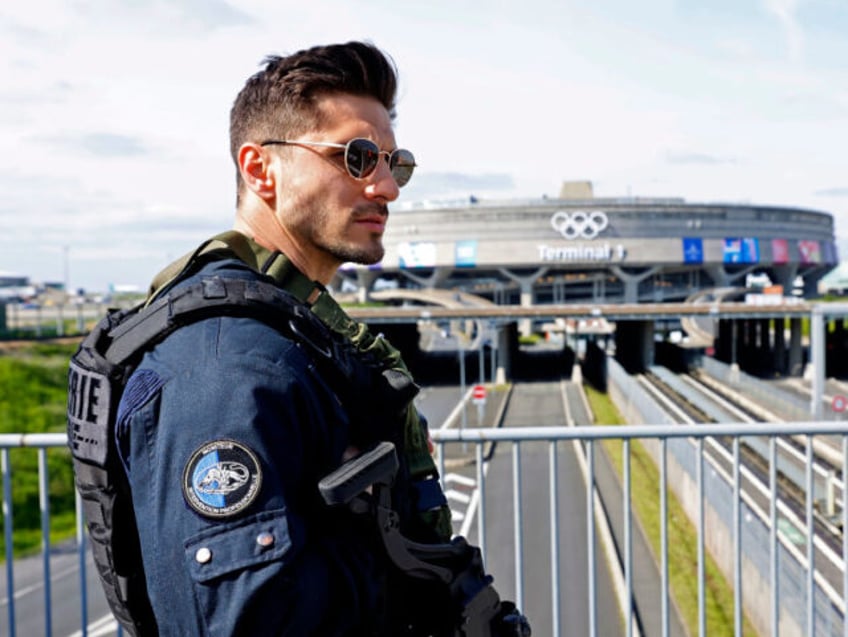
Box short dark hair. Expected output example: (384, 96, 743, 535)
(229, 41, 399, 198)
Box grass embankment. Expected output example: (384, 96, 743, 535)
(0, 341, 80, 555)
(583, 384, 758, 637)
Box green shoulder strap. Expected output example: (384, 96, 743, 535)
(148, 231, 452, 540)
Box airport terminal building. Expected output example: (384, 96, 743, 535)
(337, 183, 838, 306)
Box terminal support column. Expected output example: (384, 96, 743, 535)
(496, 322, 517, 382)
(354, 269, 380, 303)
(770, 264, 798, 294)
(609, 266, 659, 304)
(498, 267, 548, 335)
(397, 267, 451, 290)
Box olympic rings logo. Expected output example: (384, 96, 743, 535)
(550, 210, 609, 240)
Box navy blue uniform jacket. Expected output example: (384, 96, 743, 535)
(116, 259, 391, 636)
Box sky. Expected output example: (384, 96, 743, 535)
(2, 0, 848, 293)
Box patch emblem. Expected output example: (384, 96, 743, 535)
(183, 440, 262, 518)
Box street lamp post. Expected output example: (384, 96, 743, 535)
(63, 246, 70, 295)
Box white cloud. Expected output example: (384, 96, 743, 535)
(1, 1, 848, 290)
(762, 0, 805, 63)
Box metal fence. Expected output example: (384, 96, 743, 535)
(2, 425, 848, 637)
(433, 422, 848, 637)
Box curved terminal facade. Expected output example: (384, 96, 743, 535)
(339, 192, 838, 306)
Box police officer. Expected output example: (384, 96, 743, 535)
(115, 41, 491, 636)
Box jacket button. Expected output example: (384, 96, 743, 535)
(195, 547, 212, 564)
(256, 532, 275, 548)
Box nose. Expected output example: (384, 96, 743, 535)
(363, 156, 400, 202)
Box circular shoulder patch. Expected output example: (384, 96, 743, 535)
(182, 439, 262, 518)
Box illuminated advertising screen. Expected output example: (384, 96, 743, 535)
(682, 238, 703, 264)
(798, 240, 821, 264)
(771, 239, 789, 264)
(398, 242, 437, 268)
(455, 240, 478, 267)
(723, 238, 759, 263)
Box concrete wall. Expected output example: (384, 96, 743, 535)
(607, 358, 811, 637)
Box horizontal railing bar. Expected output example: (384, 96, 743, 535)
(433, 422, 848, 442)
(0, 433, 68, 448)
(2, 422, 846, 450)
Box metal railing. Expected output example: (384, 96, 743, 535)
(1, 433, 91, 637)
(3, 425, 848, 637)
(433, 423, 848, 637)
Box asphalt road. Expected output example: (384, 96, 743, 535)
(0, 543, 114, 636)
(440, 380, 626, 637)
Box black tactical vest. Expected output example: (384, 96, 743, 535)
(67, 233, 450, 635)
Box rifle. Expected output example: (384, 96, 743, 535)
(319, 442, 531, 637)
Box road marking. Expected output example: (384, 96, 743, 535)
(444, 489, 471, 504)
(67, 613, 117, 637)
(444, 472, 476, 487)
(1, 563, 79, 606)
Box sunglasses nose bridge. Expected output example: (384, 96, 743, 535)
(368, 150, 397, 184)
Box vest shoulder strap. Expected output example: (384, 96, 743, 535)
(110, 276, 324, 364)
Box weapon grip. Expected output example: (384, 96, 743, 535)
(318, 441, 398, 506)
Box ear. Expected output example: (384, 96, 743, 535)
(238, 143, 276, 201)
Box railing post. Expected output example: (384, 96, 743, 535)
(733, 437, 742, 636)
(806, 434, 815, 636)
(769, 436, 779, 637)
(2, 448, 16, 636)
(624, 438, 633, 637)
(475, 443, 486, 561)
(660, 438, 669, 637)
(38, 448, 53, 637)
(512, 442, 524, 611)
(843, 435, 847, 637)
(76, 490, 88, 637)
(697, 437, 706, 637)
(587, 439, 596, 637)
(549, 440, 560, 637)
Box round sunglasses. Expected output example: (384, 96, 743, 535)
(260, 138, 416, 187)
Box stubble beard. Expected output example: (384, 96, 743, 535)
(325, 236, 385, 266)
(323, 203, 388, 265)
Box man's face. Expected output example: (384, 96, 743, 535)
(269, 93, 401, 280)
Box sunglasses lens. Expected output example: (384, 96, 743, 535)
(390, 149, 416, 187)
(345, 139, 380, 179)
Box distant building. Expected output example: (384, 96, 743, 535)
(0, 272, 29, 288)
(0, 271, 36, 301)
(337, 182, 838, 305)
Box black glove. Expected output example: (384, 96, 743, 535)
(492, 601, 531, 636)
